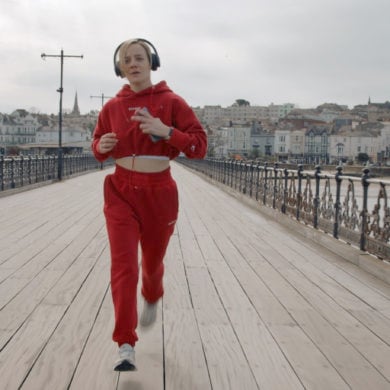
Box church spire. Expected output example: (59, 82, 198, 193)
(72, 92, 80, 116)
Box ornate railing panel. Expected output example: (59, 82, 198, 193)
(0, 154, 113, 192)
(177, 158, 390, 261)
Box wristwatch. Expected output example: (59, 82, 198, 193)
(165, 127, 174, 140)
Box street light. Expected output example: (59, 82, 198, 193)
(41, 49, 83, 180)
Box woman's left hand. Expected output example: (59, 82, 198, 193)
(132, 108, 170, 139)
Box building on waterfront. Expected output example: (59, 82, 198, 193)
(0, 94, 95, 155)
(226, 126, 252, 158)
(0, 110, 40, 154)
(379, 123, 390, 163)
(195, 102, 295, 127)
(3, 98, 390, 162)
(305, 126, 330, 164)
(328, 126, 381, 164)
(251, 123, 274, 158)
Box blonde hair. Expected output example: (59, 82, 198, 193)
(118, 39, 152, 76)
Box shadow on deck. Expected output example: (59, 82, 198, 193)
(0, 162, 389, 390)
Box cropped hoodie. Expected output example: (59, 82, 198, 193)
(92, 81, 207, 162)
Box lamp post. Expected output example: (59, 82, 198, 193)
(41, 49, 83, 180)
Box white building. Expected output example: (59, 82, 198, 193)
(226, 126, 252, 157)
(274, 129, 291, 160)
(269, 103, 295, 121)
(329, 131, 380, 163)
(197, 103, 294, 126)
(380, 122, 390, 159)
(203, 106, 224, 125)
(289, 129, 306, 158)
(210, 127, 228, 157)
(0, 110, 39, 149)
(225, 105, 269, 123)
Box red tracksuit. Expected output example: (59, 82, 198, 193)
(92, 81, 207, 346)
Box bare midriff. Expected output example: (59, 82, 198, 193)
(115, 156, 170, 172)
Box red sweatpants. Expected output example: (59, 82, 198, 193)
(103, 164, 178, 347)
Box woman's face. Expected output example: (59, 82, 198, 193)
(121, 43, 152, 91)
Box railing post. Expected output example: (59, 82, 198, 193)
(242, 161, 248, 195)
(0, 156, 4, 191)
(222, 160, 227, 184)
(273, 163, 279, 209)
(10, 157, 15, 189)
(248, 161, 252, 196)
(228, 160, 232, 187)
(234, 160, 239, 190)
(263, 162, 268, 205)
(360, 168, 370, 251)
(333, 165, 343, 238)
(255, 162, 260, 201)
(20, 155, 24, 187)
(282, 168, 289, 213)
(296, 164, 303, 221)
(28, 156, 32, 184)
(239, 160, 243, 192)
(313, 165, 321, 229)
(35, 155, 39, 183)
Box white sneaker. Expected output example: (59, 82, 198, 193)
(139, 300, 158, 327)
(113, 343, 136, 371)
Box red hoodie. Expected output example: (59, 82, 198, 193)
(92, 81, 207, 162)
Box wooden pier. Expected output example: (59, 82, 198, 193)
(0, 162, 389, 389)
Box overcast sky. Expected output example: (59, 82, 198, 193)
(1, 0, 389, 114)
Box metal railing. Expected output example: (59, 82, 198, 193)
(0, 154, 113, 192)
(177, 158, 390, 261)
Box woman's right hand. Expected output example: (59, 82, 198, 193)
(98, 132, 118, 154)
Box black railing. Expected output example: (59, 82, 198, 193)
(177, 158, 390, 261)
(0, 154, 113, 192)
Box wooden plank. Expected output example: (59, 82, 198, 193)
(186, 266, 259, 390)
(0, 239, 107, 387)
(214, 215, 390, 388)
(0, 200, 101, 272)
(254, 233, 390, 347)
(243, 249, 387, 383)
(0, 226, 106, 350)
(282, 265, 390, 382)
(69, 289, 119, 390)
(194, 233, 225, 262)
(0, 268, 62, 349)
(280, 232, 390, 316)
(206, 260, 304, 390)
(163, 235, 211, 389)
(20, 252, 110, 389)
(0, 303, 67, 389)
(176, 207, 207, 269)
(199, 237, 349, 389)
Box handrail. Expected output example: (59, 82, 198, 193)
(0, 154, 113, 192)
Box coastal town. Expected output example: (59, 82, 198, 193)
(1, 94, 390, 166)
